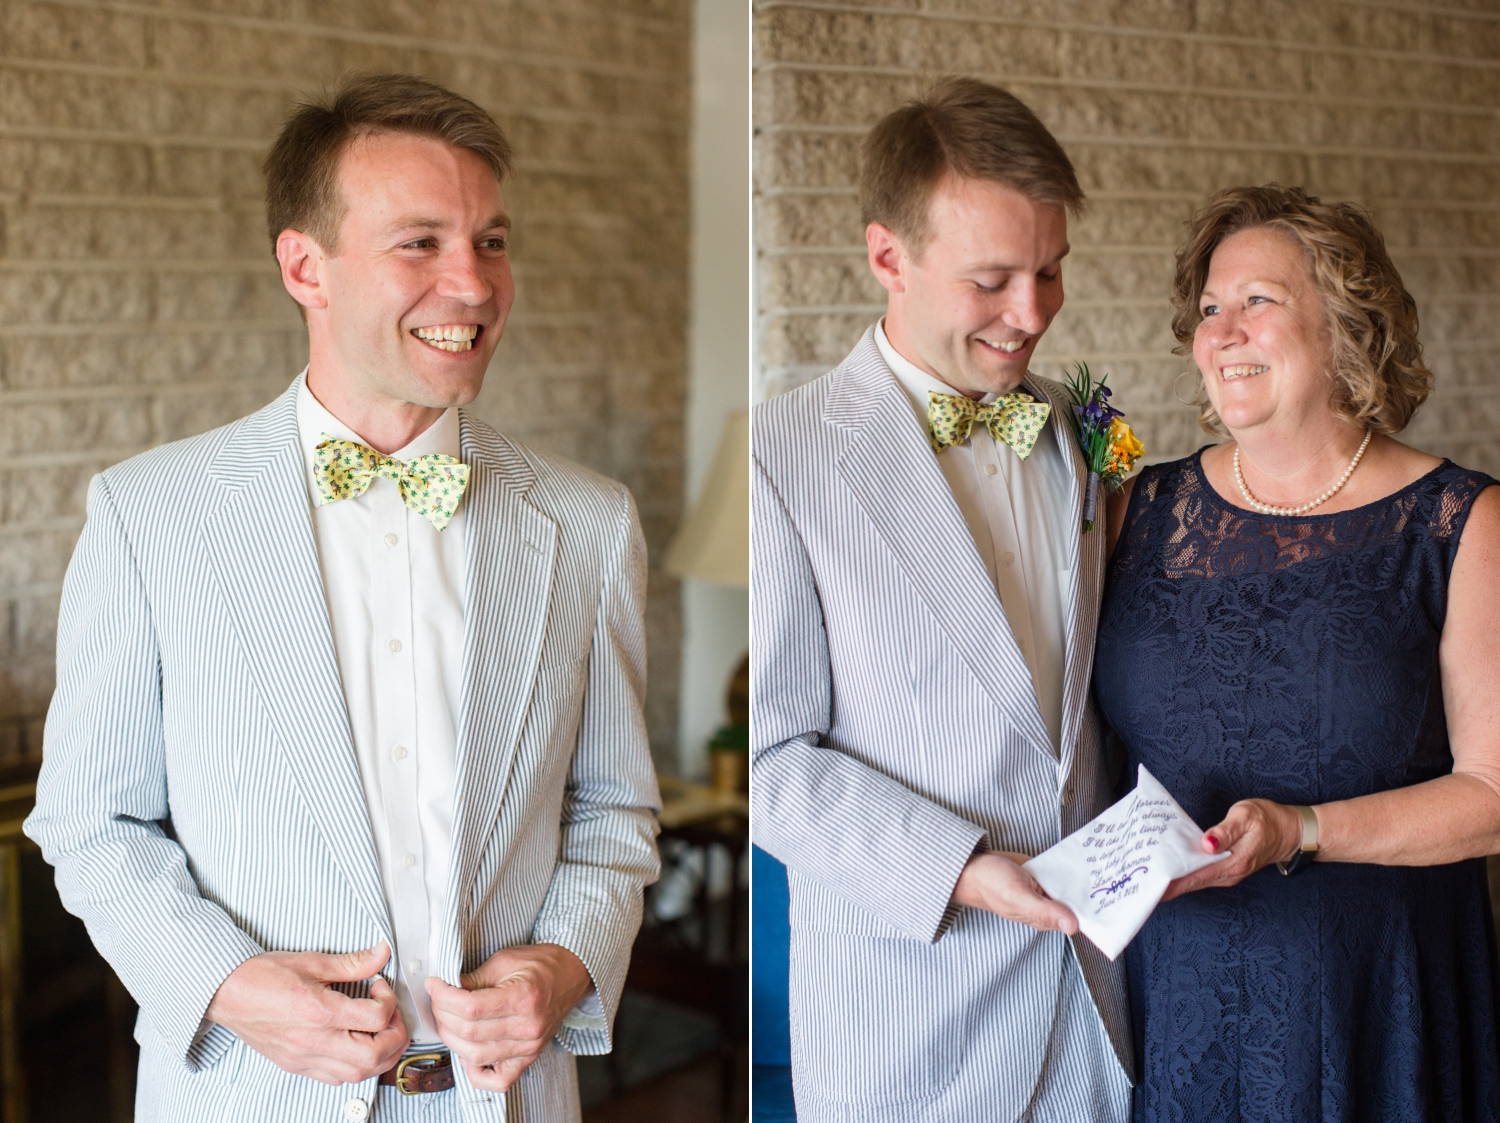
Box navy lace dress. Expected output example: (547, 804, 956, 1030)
(1094, 451, 1500, 1122)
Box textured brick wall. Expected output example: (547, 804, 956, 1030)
(753, 0, 1500, 487)
(0, 0, 690, 765)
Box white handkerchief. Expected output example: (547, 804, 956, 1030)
(1023, 765, 1229, 960)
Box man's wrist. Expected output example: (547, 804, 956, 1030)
(535, 943, 593, 1010)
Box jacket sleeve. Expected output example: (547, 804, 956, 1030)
(750, 453, 986, 943)
(530, 485, 661, 1055)
(23, 475, 263, 1071)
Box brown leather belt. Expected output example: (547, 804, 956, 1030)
(378, 1051, 455, 1095)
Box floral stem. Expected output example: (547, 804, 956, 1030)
(1083, 471, 1101, 532)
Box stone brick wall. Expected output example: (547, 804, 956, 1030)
(0, 0, 691, 765)
(753, 0, 1500, 485)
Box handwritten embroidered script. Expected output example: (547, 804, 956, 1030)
(1022, 765, 1229, 960)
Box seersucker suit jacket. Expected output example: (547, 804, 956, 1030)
(752, 327, 1133, 1122)
(24, 379, 660, 1123)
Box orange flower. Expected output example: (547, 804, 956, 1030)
(1106, 418, 1144, 475)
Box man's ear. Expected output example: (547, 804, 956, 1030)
(865, 222, 910, 296)
(276, 229, 329, 311)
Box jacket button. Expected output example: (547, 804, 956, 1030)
(343, 1099, 369, 1121)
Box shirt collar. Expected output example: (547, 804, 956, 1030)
(294, 370, 461, 489)
(875, 319, 1006, 436)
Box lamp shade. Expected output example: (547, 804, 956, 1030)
(665, 409, 749, 587)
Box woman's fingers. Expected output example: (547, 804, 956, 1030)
(1170, 800, 1300, 900)
(1161, 868, 1216, 901)
(1205, 801, 1257, 854)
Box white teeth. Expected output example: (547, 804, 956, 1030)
(980, 338, 1025, 353)
(413, 324, 478, 351)
(1222, 364, 1269, 379)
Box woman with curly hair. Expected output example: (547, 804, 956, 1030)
(1095, 184, 1500, 1121)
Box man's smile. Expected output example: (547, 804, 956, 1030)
(412, 323, 482, 352)
(976, 335, 1028, 354)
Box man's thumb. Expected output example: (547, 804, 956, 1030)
(1052, 906, 1079, 936)
(321, 942, 391, 982)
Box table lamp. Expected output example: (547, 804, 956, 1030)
(666, 409, 749, 794)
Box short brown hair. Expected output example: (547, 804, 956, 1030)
(1172, 184, 1432, 435)
(858, 77, 1084, 257)
(263, 73, 513, 255)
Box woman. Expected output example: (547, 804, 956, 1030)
(1094, 184, 1500, 1121)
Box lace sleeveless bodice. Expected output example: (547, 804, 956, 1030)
(1094, 451, 1500, 1123)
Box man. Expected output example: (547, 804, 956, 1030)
(752, 78, 1133, 1121)
(25, 74, 659, 1122)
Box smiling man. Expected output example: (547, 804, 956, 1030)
(25, 74, 659, 1122)
(752, 78, 1133, 1121)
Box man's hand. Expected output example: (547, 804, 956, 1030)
(205, 943, 408, 1085)
(952, 850, 1079, 935)
(425, 943, 593, 1093)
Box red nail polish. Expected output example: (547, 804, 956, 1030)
(1206, 836, 1220, 852)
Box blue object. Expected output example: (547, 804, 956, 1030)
(751, 844, 791, 1066)
(1095, 455, 1500, 1121)
(752, 1065, 796, 1123)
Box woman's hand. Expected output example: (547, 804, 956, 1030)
(1161, 799, 1306, 901)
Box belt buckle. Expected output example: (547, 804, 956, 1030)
(394, 1052, 447, 1096)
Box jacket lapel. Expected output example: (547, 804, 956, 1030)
(198, 384, 393, 944)
(829, 329, 1053, 759)
(1026, 376, 1102, 786)
(439, 415, 557, 960)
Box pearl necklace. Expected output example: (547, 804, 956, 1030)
(1233, 430, 1372, 516)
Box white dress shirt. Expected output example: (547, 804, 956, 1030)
(876, 321, 1072, 756)
(297, 376, 464, 1043)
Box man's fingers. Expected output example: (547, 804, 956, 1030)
(427, 974, 488, 1021)
(429, 971, 543, 1022)
(463, 1055, 535, 1093)
(318, 987, 403, 1035)
(369, 1020, 411, 1071)
(1007, 871, 1078, 934)
(368, 975, 401, 1020)
(291, 1021, 409, 1076)
(1014, 874, 1075, 931)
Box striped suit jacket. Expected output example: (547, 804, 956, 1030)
(751, 327, 1132, 1121)
(24, 380, 660, 1123)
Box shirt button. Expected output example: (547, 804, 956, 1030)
(343, 1100, 369, 1122)
(388, 639, 402, 653)
(384, 532, 399, 547)
(403, 853, 417, 868)
(391, 745, 407, 761)
(1002, 551, 1015, 565)
(984, 463, 998, 476)
(408, 959, 422, 974)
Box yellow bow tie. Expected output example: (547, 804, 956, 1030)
(927, 390, 1051, 459)
(312, 436, 470, 532)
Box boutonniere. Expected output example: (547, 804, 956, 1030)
(1063, 362, 1145, 532)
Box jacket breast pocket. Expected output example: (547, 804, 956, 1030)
(789, 930, 966, 1106)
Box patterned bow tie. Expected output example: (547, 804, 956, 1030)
(926, 390, 1052, 460)
(312, 436, 470, 531)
